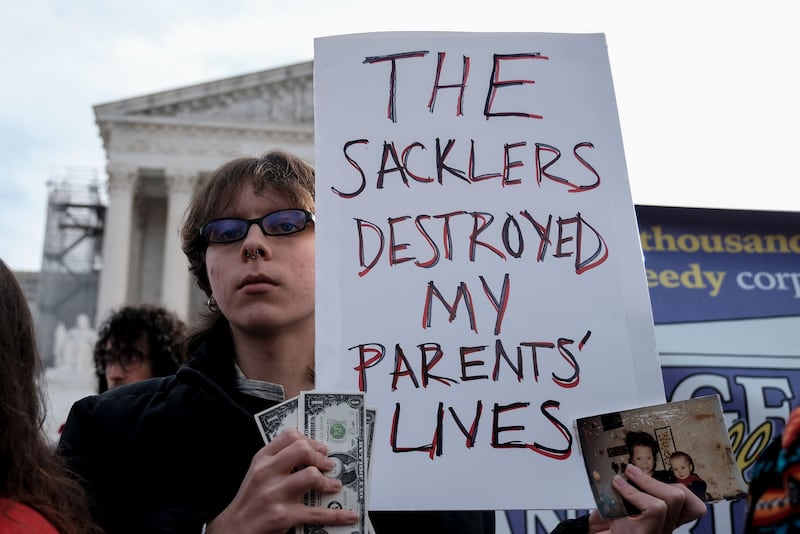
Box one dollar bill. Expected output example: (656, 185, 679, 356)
(254, 396, 299, 443)
(253, 393, 372, 534)
(300, 392, 367, 534)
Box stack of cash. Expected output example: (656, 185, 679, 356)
(254, 392, 376, 534)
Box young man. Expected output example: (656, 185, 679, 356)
(93, 305, 187, 392)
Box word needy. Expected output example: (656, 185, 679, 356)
(646, 263, 725, 297)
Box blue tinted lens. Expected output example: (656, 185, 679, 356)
(262, 210, 309, 235)
(203, 219, 248, 242)
(201, 210, 312, 242)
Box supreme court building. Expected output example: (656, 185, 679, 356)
(94, 60, 314, 324)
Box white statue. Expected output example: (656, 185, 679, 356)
(57, 314, 97, 374)
(53, 321, 67, 368)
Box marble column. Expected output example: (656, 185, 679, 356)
(160, 170, 197, 321)
(96, 165, 138, 325)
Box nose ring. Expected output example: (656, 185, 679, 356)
(244, 248, 264, 260)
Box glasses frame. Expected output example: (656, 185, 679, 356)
(96, 347, 146, 375)
(199, 209, 315, 244)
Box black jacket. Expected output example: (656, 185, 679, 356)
(58, 328, 494, 533)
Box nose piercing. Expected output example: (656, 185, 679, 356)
(244, 248, 264, 260)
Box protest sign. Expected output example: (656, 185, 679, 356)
(313, 31, 664, 510)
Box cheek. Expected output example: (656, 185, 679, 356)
(293, 241, 316, 292)
(301, 253, 315, 286)
(293, 265, 315, 307)
(207, 265, 222, 293)
(205, 253, 227, 295)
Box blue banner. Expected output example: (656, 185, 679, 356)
(636, 205, 800, 324)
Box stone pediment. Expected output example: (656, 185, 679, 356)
(94, 60, 314, 130)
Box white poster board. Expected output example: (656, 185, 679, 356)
(314, 31, 664, 511)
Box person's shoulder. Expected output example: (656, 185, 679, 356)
(63, 375, 180, 424)
(63, 375, 195, 447)
(102, 374, 177, 399)
(0, 498, 59, 534)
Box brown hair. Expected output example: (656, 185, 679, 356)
(93, 304, 188, 393)
(625, 430, 660, 459)
(0, 259, 101, 534)
(181, 149, 315, 297)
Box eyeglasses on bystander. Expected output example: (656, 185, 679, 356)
(96, 347, 146, 374)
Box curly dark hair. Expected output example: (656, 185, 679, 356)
(93, 304, 188, 393)
(0, 258, 101, 534)
(625, 430, 660, 459)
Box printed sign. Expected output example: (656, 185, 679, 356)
(314, 31, 664, 510)
(636, 205, 800, 323)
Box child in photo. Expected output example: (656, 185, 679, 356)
(625, 431, 674, 483)
(669, 451, 710, 501)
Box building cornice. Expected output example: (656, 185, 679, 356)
(94, 61, 313, 118)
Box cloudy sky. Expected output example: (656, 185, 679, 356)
(1, 0, 797, 271)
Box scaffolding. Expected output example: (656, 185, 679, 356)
(36, 168, 106, 367)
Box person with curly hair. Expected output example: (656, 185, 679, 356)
(93, 304, 188, 392)
(0, 258, 101, 534)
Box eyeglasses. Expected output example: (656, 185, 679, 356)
(96, 347, 145, 374)
(200, 209, 315, 244)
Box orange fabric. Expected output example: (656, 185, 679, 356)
(782, 406, 800, 449)
(0, 498, 59, 534)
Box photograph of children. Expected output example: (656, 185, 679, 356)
(575, 395, 747, 518)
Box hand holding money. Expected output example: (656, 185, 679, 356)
(255, 392, 373, 534)
(205, 428, 359, 534)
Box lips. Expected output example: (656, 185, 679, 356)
(238, 273, 278, 289)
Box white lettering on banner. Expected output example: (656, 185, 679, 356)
(704, 500, 735, 534)
(736, 271, 800, 298)
(671, 373, 731, 401)
(735, 376, 794, 429)
(671, 373, 793, 433)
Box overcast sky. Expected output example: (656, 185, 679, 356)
(1, 0, 797, 272)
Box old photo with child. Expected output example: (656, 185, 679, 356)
(575, 395, 747, 518)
